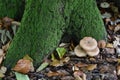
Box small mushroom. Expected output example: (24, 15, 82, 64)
(98, 40, 106, 48)
(100, 2, 110, 8)
(80, 37, 97, 51)
(86, 47, 100, 56)
(74, 45, 87, 57)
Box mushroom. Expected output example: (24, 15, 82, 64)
(80, 37, 97, 51)
(98, 40, 106, 48)
(100, 2, 110, 8)
(74, 45, 87, 57)
(86, 47, 100, 56)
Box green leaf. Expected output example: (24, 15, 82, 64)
(1, 30, 7, 44)
(56, 47, 66, 59)
(6, 30, 12, 40)
(36, 62, 49, 72)
(12, 25, 17, 35)
(51, 53, 55, 61)
(15, 72, 30, 80)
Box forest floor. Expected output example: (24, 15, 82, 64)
(1, 1, 120, 80)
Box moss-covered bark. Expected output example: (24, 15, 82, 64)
(3, 0, 107, 69)
(3, 0, 75, 69)
(67, 0, 107, 42)
(0, 0, 25, 20)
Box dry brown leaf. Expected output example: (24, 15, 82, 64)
(82, 73, 87, 80)
(75, 62, 88, 68)
(50, 59, 63, 67)
(72, 66, 79, 71)
(69, 41, 75, 50)
(47, 71, 64, 77)
(106, 58, 117, 62)
(104, 48, 115, 54)
(13, 59, 33, 74)
(117, 65, 120, 75)
(73, 71, 84, 80)
(87, 64, 97, 71)
(57, 70, 69, 75)
(0, 57, 4, 65)
(106, 43, 114, 48)
(2, 41, 10, 52)
(61, 57, 70, 63)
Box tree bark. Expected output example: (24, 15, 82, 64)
(3, 0, 107, 69)
(0, 0, 25, 20)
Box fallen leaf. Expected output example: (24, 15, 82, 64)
(59, 43, 70, 48)
(73, 71, 83, 80)
(87, 64, 97, 71)
(36, 61, 49, 72)
(0, 49, 4, 56)
(117, 65, 120, 75)
(15, 72, 30, 80)
(50, 59, 63, 67)
(106, 43, 114, 48)
(99, 65, 113, 73)
(0, 73, 5, 78)
(82, 73, 87, 80)
(0, 66, 7, 74)
(117, 59, 120, 63)
(69, 41, 75, 50)
(2, 41, 10, 52)
(61, 57, 70, 63)
(57, 70, 69, 75)
(0, 57, 3, 65)
(75, 62, 88, 68)
(72, 66, 79, 71)
(47, 71, 64, 77)
(104, 48, 115, 54)
(13, 59, 33, 74)
(23, 54, 33, 62)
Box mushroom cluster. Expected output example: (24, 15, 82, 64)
(74, 37, 100, 57)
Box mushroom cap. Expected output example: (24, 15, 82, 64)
(80, 37, 97, 51)
(74, 45, 87, 57)
(98, 40, 106, 48)
(86, 47, 100, 56)
(100, 2, 110, 8)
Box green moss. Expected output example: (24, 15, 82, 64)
(67, 0, 107, 42)
(0, 0, 25, 20)
(3, 0, 107, 70)
(3, 0, 74, 69)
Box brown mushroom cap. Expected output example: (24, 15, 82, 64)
(86, 47, 100, 56)
(80, 37, 97, 51)
(74, 45, 87, 57)
(98, 40, 106, 48)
